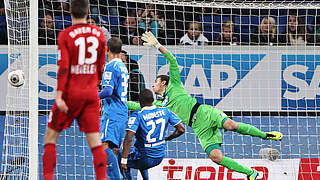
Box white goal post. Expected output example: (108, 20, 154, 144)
(1, 0, 38, 179)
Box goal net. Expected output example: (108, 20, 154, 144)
(0, 0, 37, 179)
(1, 0, 320, 179)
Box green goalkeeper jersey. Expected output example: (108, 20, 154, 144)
(128, 52, 197, 125)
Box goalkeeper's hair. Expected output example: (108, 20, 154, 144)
(157, 75, 169, 86)
(71, 0, 89, 19)
(139, 89, 154, 108)
(107, 37, 122, 54)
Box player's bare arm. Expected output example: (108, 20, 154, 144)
(120, 131, 135, 170)
(165, 123, 185, 141)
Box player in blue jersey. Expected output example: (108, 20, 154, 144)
(99, 37, 129, 179)
(120, 89, 185, 180)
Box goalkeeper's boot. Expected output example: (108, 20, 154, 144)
(247, 169, 258, 180)
(264, 131, 283, 141)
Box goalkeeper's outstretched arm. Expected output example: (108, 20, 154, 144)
(142, 31, 182, 86)
(158, 45, 168, 55)
(141, 31, 168, 55)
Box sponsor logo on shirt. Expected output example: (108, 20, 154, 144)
(128, 117, 136, 128)
(104, 71, 112, 80)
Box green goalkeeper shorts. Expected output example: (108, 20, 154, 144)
(191, 104, 229, 151)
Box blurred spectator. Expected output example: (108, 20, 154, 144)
(0, 0, 4, 15)
(137, 3, 166, 38)
(213, 20, 239, 45)
(250, 17, 278, 45)
(87, 16, 110, 41)
(279, 15, 310, 46)
(39, 0, 53, 10)
(116, 16, 145, 45)
(39, 1, 49, 17)
(120, 50, 145, 102)
(180, 22, 208, 45)
(53, 0, 70, 16)
(59, 0, 69, 12)
(202, 7, 221, 15)
(38, 12, 57, 45)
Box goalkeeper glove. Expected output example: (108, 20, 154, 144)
(141, 31, 162, 49)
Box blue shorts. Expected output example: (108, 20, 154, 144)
(100, 116, 126, 147)
(127, 148, 163, 170)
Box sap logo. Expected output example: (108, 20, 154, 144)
(38, 54, 58, 110)
(129, 55, 143, 62)
(157, 54, 265, 105)
(9, 53, 21, 62)
(0, 53, 21, 76)
(282, 55, 320, 110)
(0, 54, 8, 76)
(283, 65, 320, 99)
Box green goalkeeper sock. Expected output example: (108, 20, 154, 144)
(236, 122, 267, 139)
(220, 156, 253, 176)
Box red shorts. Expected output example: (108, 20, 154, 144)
(48, 96, 100, 133)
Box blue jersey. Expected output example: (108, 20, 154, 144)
(101, 58, 128, 121)
(126, 106, 181, 158)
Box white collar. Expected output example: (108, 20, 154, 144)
(141, 105, 157, 110)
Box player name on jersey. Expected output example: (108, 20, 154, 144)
(142, 110, 166, 120)
(71, 64, 96, 74)
(69, 26, 101, 38)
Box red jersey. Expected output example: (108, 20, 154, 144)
(57, 23, 106, 97)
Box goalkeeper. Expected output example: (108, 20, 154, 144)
(128, 31, 283, 180)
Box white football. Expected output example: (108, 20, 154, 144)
(8, 70, 25, 87)
(259, 148, 280, 161)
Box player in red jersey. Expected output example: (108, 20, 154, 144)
(42, 0, 107, 179)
